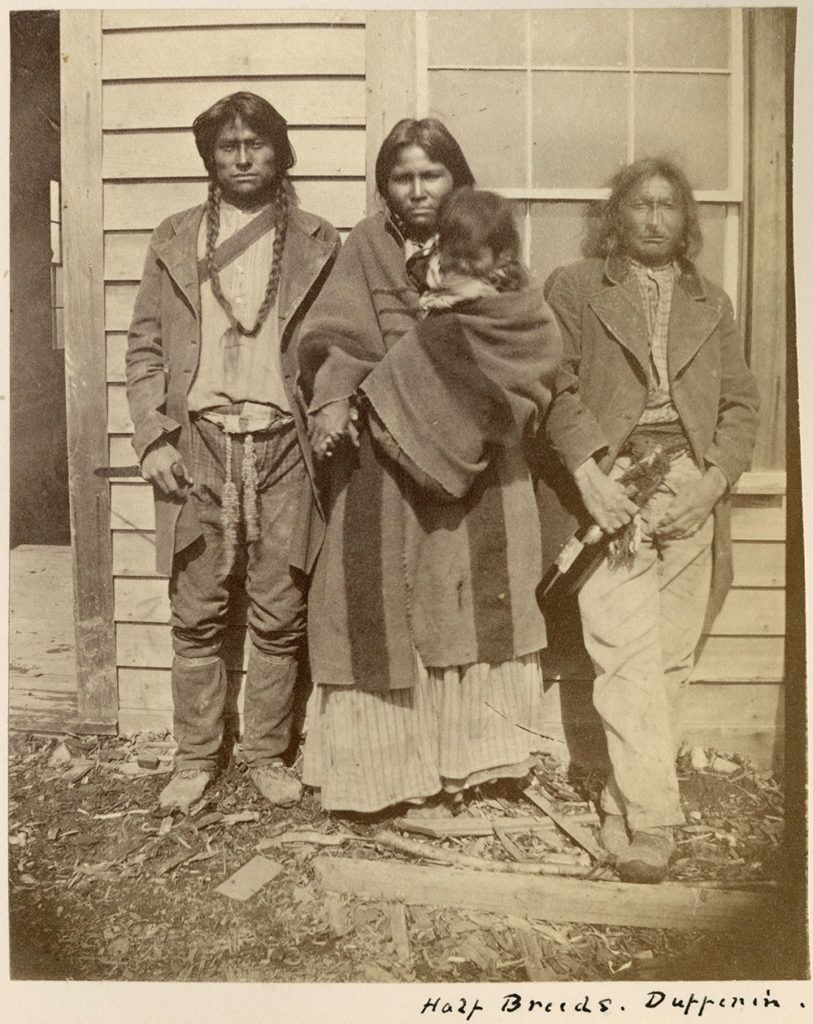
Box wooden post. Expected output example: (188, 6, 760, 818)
(365, 12, 419, 215)
(60, 10, 118, 733)
(746, 9, 790, 471)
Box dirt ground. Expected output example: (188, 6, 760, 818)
(8, 732, 800, 983)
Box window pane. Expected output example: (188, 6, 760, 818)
(531, 9, 627, 68)
(634, 74, 729, 190)
(528, 202, 591, 287)
(428, 11, 526, 67)
(532, 72, 628, 188)
(633, 9, 730, 69)
(428, 70, 527, 187)
(694, 204, 726, 286)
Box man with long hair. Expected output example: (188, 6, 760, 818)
(126, 93, 340, 810)
(544, 157, 759, 882)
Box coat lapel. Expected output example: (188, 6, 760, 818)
(152, 206, 204, 318)
(277, 209, 335, 343)
(668, 274, 722, 378)
(588, 276, 650, 378)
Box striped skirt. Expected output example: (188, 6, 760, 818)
(302, 651, 546, 813)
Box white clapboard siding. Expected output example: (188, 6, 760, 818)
(711, 589, 784, 636)
(105, 227, 351, 283)
(115, 578, 170, 624)
(109, 435, 138, 470)
(102, 26, 365, 80)
(111, 483, 154, 531)
(103, 79, 366, 131)
(118, 667, 247, 713)
(107, 383, 130, 433)
(106, 332, 128, 381)
(103, 180, 367, 231)
(105, 286, 138, 332)
(103, 128, 365, 180)
(112, 569, 783, 639)
(536, 681, 784, 768)
(103, 10, 366, 30)
(730, 542, 785, 587)
(113, 531, 158, 577)
(117, 622, 247, 669)
(728, 499, 786, 540)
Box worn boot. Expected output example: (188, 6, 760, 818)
(600, 813, 631, 860)
(162, 654, 227, 810)
(159, 768, 211, 811)
(617, 826, 674, 884)
(242, 646, 301, 805)
(249, 761, 302, 807)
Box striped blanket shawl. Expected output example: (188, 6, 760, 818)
(298, 214, 561, 692)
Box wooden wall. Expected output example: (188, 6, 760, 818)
(97, 9, 366, 730)
(61, 10, 789, 770)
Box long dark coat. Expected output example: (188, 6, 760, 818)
(125, 201, 340, 575)
(541, 254, 760, 625)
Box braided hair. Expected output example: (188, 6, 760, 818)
(204, 179, 289, 336)
(194, 92, 295, 336)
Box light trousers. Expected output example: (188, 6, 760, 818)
(578, 453, 714, 831)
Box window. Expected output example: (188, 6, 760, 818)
(419, 9, 744, 308)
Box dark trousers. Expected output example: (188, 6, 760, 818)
(169, 416, 307, 771)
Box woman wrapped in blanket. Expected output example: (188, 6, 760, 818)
(297, 119, 562, 816)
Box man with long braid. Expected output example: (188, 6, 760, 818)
(126, 93, 340, 810)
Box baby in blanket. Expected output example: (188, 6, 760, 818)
(417, 187, 528, 313)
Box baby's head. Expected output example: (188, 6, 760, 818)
(436, 188, 526, 292)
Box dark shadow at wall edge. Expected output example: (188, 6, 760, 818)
(780, 7, 809, 981)
(10, 10, 71, 546)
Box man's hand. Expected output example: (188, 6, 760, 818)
(140, 442, 193, 498)
(654, 466, 726, 540)
(309, 398, 359, 458)
(573, 457, 638, 535)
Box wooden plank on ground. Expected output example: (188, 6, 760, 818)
(103, 10, 366, 30)
(103, 128, 365, 180)
(102, 25, 365, 80)
(102, 78, 366, 130)
(313, 856, 780, 931)
(388, 903, 412, 966)
(391, 816, 557, 838)
(519, 784, 602, 860)
(103, 180, 366, 232)
(61, 10, 118, 731)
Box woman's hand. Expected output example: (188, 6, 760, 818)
(310, 398, 360, 458)
(140, 441, 193, 498)
(653, 467, 726, 540)
(573, 457, 638, 535)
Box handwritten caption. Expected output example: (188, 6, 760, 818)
(418, 988, 799, 1021)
